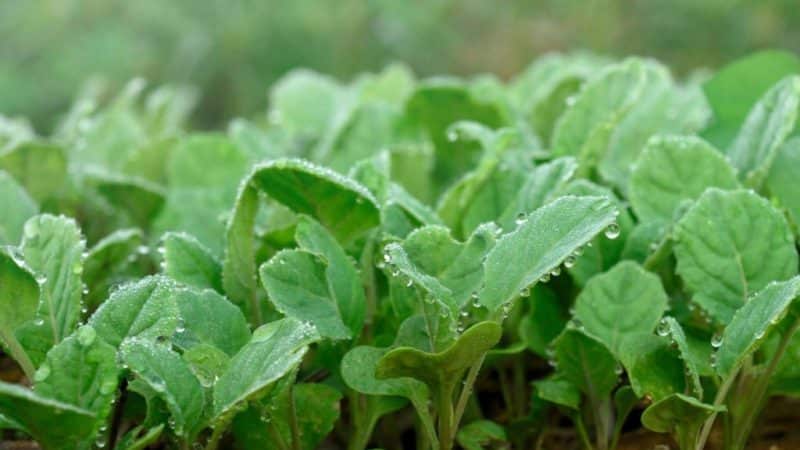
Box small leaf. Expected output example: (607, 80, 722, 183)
(726, 76, 800, 188)
(120, 338, 205, 439)
(212, 318, 320, 422)
(629, 135, 739, 223)
(0, 381, 97, 450)
(659, 317, 703, 397)
(520, 286, 567, 356)
(479, 195, 618, 312)
(173, 286, 250, 356)
(573, 261, 669, 357)
(456, 420, 507, 450)
(674, 188, 797, 323)
(376, 321, 501, 388)
(716, 276, 800, 378)
(620, 333, 685, 401)
(88, 275, 180, 348)
(162, 231, 223, 293)
(534, 376, 581, 410)
(553, 328, 618, 400)
(269, 69, 342, 138)
(641, 393, 721, 447)
(0, 141, 68, 203)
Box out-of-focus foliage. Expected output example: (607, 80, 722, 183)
(2, 0, 799, 131)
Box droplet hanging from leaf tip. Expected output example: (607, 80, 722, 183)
(604, 223, 620, 239)
(656, 318, 670, 337)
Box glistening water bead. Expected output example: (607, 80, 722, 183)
(604, 222, 621, 239)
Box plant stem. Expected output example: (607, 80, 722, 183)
(573, 412, 594, 450)
(727, 317, 800, 449)
(1, 331, 35, 380)
(360, 233, 377, 343)
(288, 384, 302, 450)
(453, 354, 486, 429)
(695, 371, 738, 450)
(204, 421, 227, 450)
(436, 383, 456, 450)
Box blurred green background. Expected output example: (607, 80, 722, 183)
(2, 0, 799, 132)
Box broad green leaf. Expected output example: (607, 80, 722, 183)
(376, 321, 501, 388)
(161, 231, 222, 293)
(90, 172, 165, 230)
(0, 381, 96, 450)
(269, 69, 342, 138)
(0, 246, 39, 376)
(0, 141, 67, 203)
(557, 179, 632, 286)
(551, 58, 651, 175)
(20, 214, 86, 354)
(767, 137, 800, 234)
(120, 338, 205, 438)
(479, 195, 618, 312)
(702, 50, 800, 148)
(573, 261, 668, 357)
(533, 376, 581, 410)
(0, 171, 37, 244)
(261, 383, 342, 450)
(261, 250, 353, 339)
(456, 420, 507, 450)
(383, 223, 498, 311)
(629, 135, 739, 223)
(405, 80, 503, 187)
(641, 393, 721, 449)
(599, 74, 709, 192)
(34, 325, 118, 441)
(619, 333, 685, 401)
(726, 76, 800, 188)
(553, 328, 617, 399)
(156, 134, 248, 255)
(70, 108, 147, 172)
(318, 102, 402, 171)
(182, 343, 231, 387)
(223, 158, 379, 323)
(173, 286, 250, 356)
(674, 188, 797, 323)
(212, 318, 320, 422)
(715, 276, 800, 378)
(83, 228, 145, 310)
(294, 215, 366, 337)
(88, 275, 180, 348)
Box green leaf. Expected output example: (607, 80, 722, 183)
(173, 285, 250, 356)
(658, 317, 703, 397)
(120, 338, 205, 439)
(19, 214, 86, 353)
(629, 135, 739, 223)
(161, 231, 223, 293)
(376, 321, 501, 388)
(318, 102, 402, 172)
(156, 134, 249, 255)
(533, 376, 581, 410)
(479, 195, 618, 312)
(641, 393, 721, 448)
(674, 188, 798, 323)
(619, 333, 685, 401)
(34, 325, 118, 440)
(82, 228, 146, 310)
(715, 276, 800, 378)
(212, 318, 320, 422)
(456, 419, 507, 450)
(260, 383, 342, 450)
(0, 246, 40, 377)
(0, 141, 68, 203)
(726, 76, 800, 188)
(0, 381, 97, 450)
(551, 58, 652, 175)
(573, 261, 669, 357)
(223, 158, 379, 324)
(88, 275, 180, 348)
(767, 137, 800, 234)
(269, 69, 342, 138)
(88, 172, 165, 230)
(520, 286, 567, 356)
(384, 223, 498, 311)
(404, 80, 503, 187)
(702, 50, 800, 148)
(0, 171, 37, 244)
(553, 328, 618, 399)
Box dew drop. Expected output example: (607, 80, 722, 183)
(515, 212, 526, 225)
(519, 287, 531, 298)
(175, 320, 186, 333)
(137, 245, 150, 255)
(77, 326, 97, 347)
(405, 278, 413, 288)
(572, 246, 584, 257)
(550, 267, 561, 277)
(564, 255, 576, 268)
(656, 318, 670, 337)
(754, 329, 765, 340)
(447, 130, 458, 142)
(614, 364, 624, 376)
(34, 317, 45, 326)
(460, 310, 469, 318)
(36, 274, 47, 285)
(34, 364, 51, 382)
(539, 273, 551, 283)
(604, 223, 621, 239)
(711, 333, 723, 348)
